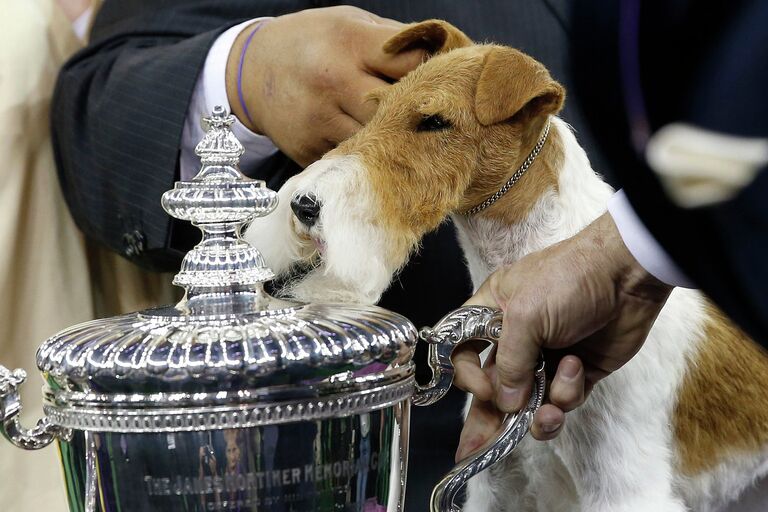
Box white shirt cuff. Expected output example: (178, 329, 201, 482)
(180, 18, 278, 181)
(607, 190, 694, 288)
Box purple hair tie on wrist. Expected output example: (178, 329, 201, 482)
(237, 20, 269, 129)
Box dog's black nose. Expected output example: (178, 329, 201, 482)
(291, 194, 321, 227)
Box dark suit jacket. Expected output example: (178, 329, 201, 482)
(52, 1, 602, 507)
(572, 0, 768, 346)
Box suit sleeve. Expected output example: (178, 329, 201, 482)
(51, 0, 306, 272)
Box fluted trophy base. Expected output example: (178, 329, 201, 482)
(56, 403, 409, 512)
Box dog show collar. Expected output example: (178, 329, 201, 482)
(463, 119, 551, 216)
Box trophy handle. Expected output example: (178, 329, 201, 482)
(0, 365, 69, 450)
(412, 306, 546, 512)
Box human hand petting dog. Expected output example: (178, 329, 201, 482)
(226, 6, 426, 167)
(453, 212, 673, 459)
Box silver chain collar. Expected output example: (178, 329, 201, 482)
(463, 120, 551, 216)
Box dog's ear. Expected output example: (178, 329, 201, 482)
(383, 19, 472, 56)
(475, 47, 565, 126)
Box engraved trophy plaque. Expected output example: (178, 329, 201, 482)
(0, 107, 543, 512)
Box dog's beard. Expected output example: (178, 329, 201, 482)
(276, 264, 379, 304)
(246, 159, 411, 305)
(284, 214, 402, 305)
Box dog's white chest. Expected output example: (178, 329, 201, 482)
(451, 189, 571, 289)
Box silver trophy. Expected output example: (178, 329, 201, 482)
(0, 107, 544, 512)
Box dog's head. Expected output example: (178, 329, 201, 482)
(248, 20, 565, 304)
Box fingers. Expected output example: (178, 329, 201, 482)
(368, 47, 425, 80)
(526, 355, 584, 442)
(494, 311, 541, 413)
(461, 270, 542, 415)
(456, 396, 504, 462)
(338, 75, 391, 125)
(456, 354, 583, 445)
(461, 279, 498, 308)
(293, 111, 362, 165)
(547, 355, 586, 413)
(325, 113, 363, 145)
(530, 404, 565, 440)
(452, 343, 494, 401)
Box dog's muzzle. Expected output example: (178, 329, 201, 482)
(291, 193, 321, 228)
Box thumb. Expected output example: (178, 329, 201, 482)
(493, 304, 541, 413)
(462, 278, 498, 308)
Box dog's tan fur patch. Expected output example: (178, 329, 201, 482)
(328, 49, 485, 273)
(327, 41, 567, 269)
(674, 303, 768, 475)
(464, 116, 563, 225)
(474, 47, 565, 128)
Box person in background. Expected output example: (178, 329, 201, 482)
(1, 1, 177, 510)
(0, 2, 91, 510)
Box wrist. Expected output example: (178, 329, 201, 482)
(225, 20, 272, 135)
(590, 213, 673, 303)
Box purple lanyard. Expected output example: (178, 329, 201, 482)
(237, 20, 270, 128)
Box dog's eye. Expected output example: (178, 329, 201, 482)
(417, 114, 452, 132)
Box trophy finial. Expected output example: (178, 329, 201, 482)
(161, 106, 278, 305)
(194, 107, 245, 172)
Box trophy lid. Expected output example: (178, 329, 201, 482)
(36, 107, 417, 402)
